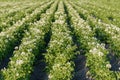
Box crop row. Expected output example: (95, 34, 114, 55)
(0, 1, 53, 66)
(64, 1, 117, 80)
(0, 1, 42, 16)
(45, 1, 78, 80)
(70, 1, 120, 61)
(73, 0, 120, 27)
(0, 1, 50, 32)
(0, 0, 119, 80)
(69, 1, 120, 79)
(0, 0, 58, 80)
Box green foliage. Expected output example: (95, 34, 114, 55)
(0, 0, 120, 80)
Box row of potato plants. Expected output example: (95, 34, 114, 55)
(75, 1, 120, 28)
(0, 2, 44, 32)
(0, 0, 58, 80)
(0, 1, 38, 16)
(0, 1, 53, 65)
(82, 0, 120, 15)
(0, 0, 49, 18)
(0, 3, 29, 19)
(69, 1, 120, 34)
(0, 2, 29, 17)
(0, 1, 28, 8)
(73, 0, 120, 27)
(0, 0, 49, 20)
(70, 2, 120, 60)
(70, 1, 120, 79)
(0, 1, 21, 8)
(64, 1, 117, 80)
(45, 1, 78, 80)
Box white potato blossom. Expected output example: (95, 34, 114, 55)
(102, 23, 120, 33)
(16, 60, 24, 65)
(55, 20, 65, 24)
(53, 64, 60, 69)
(16, 73, 19, 76)
(48, 74, 53, 79)
(14, 46, 19, 50)
(21, 52, 26, 55)
(6, 35, 9, 38)
(106, 64, 111, 69)
(23, 39, 36, 45)
(31, 28, 41, 33)
(0, 32, 6, 36)
(2, 22, 7, 25)
(112, 36, 117, 39)
(89, 47, 104, 56)
(27, 49, 32, 52)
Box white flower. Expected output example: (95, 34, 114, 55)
(53, 64, 60, 69)
(14, 46, 19, 50)
(16, 60, 23, 65)
(2, 22, 6, 25)
(98, 52, 103, 56)
(119, 67, 120, 70)
(106, 64, 111, 68)
(48, 74, 53, 79)
(16, 73, 19, 76)
(21, 52, 25, 55)
(28, 49, 32, 52)
(90, 48, 103, 56)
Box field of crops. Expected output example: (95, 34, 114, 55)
(0, 0, 120, 80)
